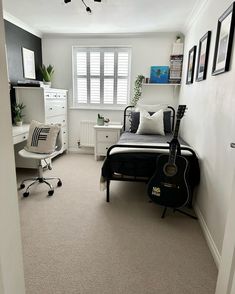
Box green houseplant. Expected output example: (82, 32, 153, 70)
(13, 102, 25, 126)
(40, 64, 54, 86)
(131, 74, 145, 106)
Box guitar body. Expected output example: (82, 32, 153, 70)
(147, 154, 190, 208)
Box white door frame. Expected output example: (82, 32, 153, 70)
(0, 1, 25, 293)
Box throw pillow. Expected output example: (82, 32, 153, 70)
(136, 109, 165, 135)
(136, 103, 168, 112)
(25, 120, 61, 154)
(130, 110, 172, 133)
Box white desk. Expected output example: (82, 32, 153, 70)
(12, 124, 30, 145)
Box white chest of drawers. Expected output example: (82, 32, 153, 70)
(14, 87, 68, 168)
(94, 124, 123, 160)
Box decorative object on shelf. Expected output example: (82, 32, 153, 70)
(97, 114, 104, 126)
(176, 35, 182, 43)
(131, 74, 145, 106)
(145, 77, 150, 83)
(169, 55, 183, 84)
(186, 46, 197, 85)
(22, 48, 36, 80)
(104, 118, 110, 126)
(212, 2, 235, 75)
(196, 31, 211, 82)
(150, 66, 169, 84)
(13, 102, 25, 126)
(172, 36, 184, 55)
(64, 0, 101, 14)
(40, 64, 54, 87)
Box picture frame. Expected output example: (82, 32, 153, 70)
(22, 47, 36, 79)
(186, 46, 197, 84)
(212, 2, 235, 75)
(196, 31, 211, 81)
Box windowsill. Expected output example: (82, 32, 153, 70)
(69, 106, 126, 111)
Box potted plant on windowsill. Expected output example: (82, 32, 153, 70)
(13, 102, 25, 126)
(40, 64, 54, 87)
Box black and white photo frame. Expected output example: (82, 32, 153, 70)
(196, 31, 211, 81)
(212, 2, 235, 75)
(186, 46, 197, 84)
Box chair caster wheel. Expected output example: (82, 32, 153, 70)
(23, 192, 29, 197)
(48, 190, 54, 196)
(57, 180, 62, 187)
(20, 184, 25, 189)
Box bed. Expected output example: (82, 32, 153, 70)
(101, 105, 200, 206)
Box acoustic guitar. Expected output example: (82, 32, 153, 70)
(147, 105, 190, 208)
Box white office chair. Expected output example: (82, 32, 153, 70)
(19, 126, 63, 197)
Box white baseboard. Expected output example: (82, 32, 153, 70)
(194, 203, 221, 269)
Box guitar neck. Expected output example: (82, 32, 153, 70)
(168, 119, 182, 164)
(173, 119, 181, 140)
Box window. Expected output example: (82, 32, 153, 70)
(73, 47, 131, 108)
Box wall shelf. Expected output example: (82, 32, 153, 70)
(142, 83, 181, 86)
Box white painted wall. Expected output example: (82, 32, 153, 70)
(0, 1, 25, 293)
(179, 0, 235, 264)
(42, 33, 179, 150)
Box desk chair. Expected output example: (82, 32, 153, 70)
(19, 121, 63, 197)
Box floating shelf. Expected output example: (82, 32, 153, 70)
(142, 83, 181, 86)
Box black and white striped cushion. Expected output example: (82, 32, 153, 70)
(25, 120, 60, 154)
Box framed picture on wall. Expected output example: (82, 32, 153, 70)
(212, 2, 235, 75)
(186, 46, 197, 84)
(22, 47, 36, 79)
(196, 31, 211, 81)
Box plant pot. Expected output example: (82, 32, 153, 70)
(97, 118, 104, 126)
(43, 81, 51, 88)
(15, 121, 23, 126)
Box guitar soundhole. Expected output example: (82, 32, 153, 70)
(164, 164, 177, 177)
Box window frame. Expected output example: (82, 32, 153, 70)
(72, 46, 132, 109)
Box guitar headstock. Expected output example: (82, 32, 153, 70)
(176, 105, 187, 119)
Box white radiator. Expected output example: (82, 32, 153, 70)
(80, 120, 96, 147)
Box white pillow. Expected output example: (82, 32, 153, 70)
(136, 109, 165, 135)
(136, 103, 168, 112)
(25, 120, 61, 154)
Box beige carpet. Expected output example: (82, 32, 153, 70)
(16, 153, 217, 294)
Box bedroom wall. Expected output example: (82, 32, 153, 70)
(179, 0, 235, 266)
(42, 33, 179, 150)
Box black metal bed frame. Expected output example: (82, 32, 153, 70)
(104, 105, 197, 207)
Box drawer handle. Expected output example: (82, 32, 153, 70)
(62, 106, 65, 109)
(106, 147, 108, 150)
(63, 120, 65, 122)
(49, 107, 53, 110)
(63, 131, 66, 134)
(106, 135, 108, 138)
(23, 136, 26, 139)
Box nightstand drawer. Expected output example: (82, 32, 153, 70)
(97, 142, 114, 155)
(97, 131, 118, 142)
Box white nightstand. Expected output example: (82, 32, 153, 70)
(94, 124, 123, 160)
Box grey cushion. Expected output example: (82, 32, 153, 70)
(130, 110, 172, 133)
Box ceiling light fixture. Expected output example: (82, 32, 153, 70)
(64, 0, 101, 14)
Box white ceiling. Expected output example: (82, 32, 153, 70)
(3, 0, 202, 35)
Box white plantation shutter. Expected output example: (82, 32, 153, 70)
(73, 47, 131, 107)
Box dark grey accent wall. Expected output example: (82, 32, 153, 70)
(4, 20, 42, 84)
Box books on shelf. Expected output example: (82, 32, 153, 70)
(169, 55, 183, 84)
